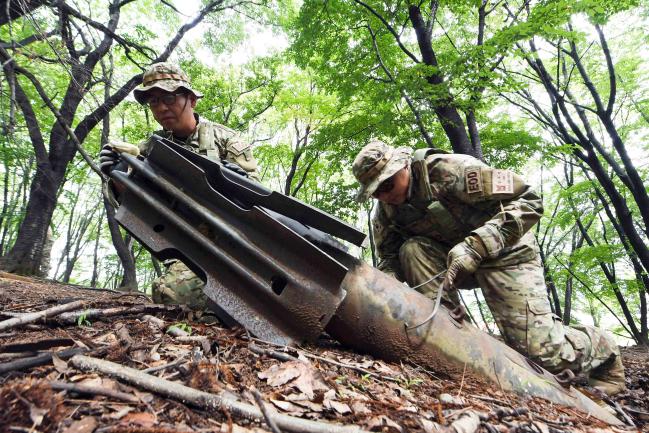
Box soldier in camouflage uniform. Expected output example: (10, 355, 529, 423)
(352, 140, 625, 395)
(100, 63, 259, 310)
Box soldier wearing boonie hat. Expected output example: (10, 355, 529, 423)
(99, 62, 260, 320)
(352, 139, 625, 396)
(133, 63, 203, 103)
(353, 140, 413, 203)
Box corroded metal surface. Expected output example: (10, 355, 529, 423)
(328, 259, 622, 426)
(114, 139, 354, 346)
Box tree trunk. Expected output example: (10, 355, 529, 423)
(407, 5, 477, 157)
(103, 196, 138, 290)
(0, 166, 62, 276)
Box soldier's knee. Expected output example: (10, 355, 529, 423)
(399, 237, 433, 264)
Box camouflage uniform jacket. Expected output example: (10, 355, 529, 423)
(374, 152, 543, 279)
(139, 114, 259, 181)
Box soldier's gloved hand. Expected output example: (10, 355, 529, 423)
(99, 141, 140, 175)
(99, 145, 120, 175)
(444, 235, 487, 290)
(221, 160, 249, 177)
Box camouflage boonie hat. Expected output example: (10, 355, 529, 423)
(352, 140, 412, 202)
(133, 62, 203, 104)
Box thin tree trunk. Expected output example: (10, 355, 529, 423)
(90, 207, 103, 288)
(103, 196, 137, 290)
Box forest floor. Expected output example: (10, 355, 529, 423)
(0, 274, 647, 433)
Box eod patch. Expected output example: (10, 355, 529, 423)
(465, 167, 483, 194)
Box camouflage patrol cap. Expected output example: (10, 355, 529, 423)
(133, 62, 203, 104)
(352, 140, 412, 202)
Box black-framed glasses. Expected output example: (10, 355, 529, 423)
(372, 174, 397, 197)
(143, 93, 183, 107)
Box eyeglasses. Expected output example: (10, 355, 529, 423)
(143, 93, 184, 107)
(372, 174, 396, 197)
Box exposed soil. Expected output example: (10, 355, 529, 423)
(0, 274, 646, 433)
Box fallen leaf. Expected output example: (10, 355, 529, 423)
(420, 418, 443, 433)
(107, 407, 134, 420)
(29, 405, 47, 427)
(131, 349, 147, 362)
(258, 362, 302, 386)
(324, 399, 351, 414)
(449, 410, 480, 433)
(220, 425, 269, 433)
(258, 361, 329, 399)
(350, 401, 371, 415)
(373, 361, 398, 375)
(63, 416, 97, 433)
(51, 353, 69, 374)
(269, 399, 307, 414)
(120, 412, 156, 427)
(149, 343, 161, 361)
(338, 357, 373, 369)
(366, 415, 403, 433)
(439, 393, 466, 406)
(285, 393, 324, 412)
(397, 405, 418, 413)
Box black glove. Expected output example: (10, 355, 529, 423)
(221, 160, 249, 177)
(99, 145, 120, 175)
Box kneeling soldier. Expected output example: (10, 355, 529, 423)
(352, 140, 625, 395)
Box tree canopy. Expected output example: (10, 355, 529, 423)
(1, 0, 648, 345)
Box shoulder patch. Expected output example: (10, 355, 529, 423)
(492, 169, 514, 194)
(465, 167, 483, 194)
(228, 139, 250, 155)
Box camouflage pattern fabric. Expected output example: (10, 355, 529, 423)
(151, 261, 208, 310)
(360, 146, 623, 393)
(133, 62, 203, 103)
(139, 115, 259, 181)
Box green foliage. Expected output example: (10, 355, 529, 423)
(77, 311, 92, 327)
(168, 322, 192, 335)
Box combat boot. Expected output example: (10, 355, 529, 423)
(588, 355, 626, 396)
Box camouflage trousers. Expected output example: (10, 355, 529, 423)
(152, 261, 208, 310)
(399, 236, 622, 381)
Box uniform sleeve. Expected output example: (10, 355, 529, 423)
(373, 204, 405, 280)
(428, 155, 543, 259)
(212, 125, 260, 181)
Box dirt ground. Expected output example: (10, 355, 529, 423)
(0, 274, 647, 433)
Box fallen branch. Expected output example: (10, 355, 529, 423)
(0, 347, 88, 374)
(249, 343, 299, 363)
(0, 300, 86, 332)
(49, 380, 139, 403)
(70, 355, 368, 433)
(56, 304, 182, 325)
(0, 337, 75, 353)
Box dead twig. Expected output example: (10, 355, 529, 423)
(250, 338, 401, 383)
(469, 394, 513, 408)
(49, 380, 139, 403)
(248, 343, 299, 362)
(142, 358, 186, 374)
(0, 300, 86, 331)
(70, 355, 368, 433)
(251, 388, 283, 433)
